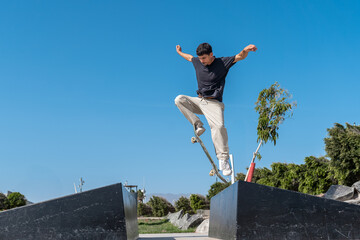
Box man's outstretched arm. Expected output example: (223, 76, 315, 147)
(176, 45, 193, 62)
(233, 44, 257, 63)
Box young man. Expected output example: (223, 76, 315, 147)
(174, 43, 257, 176)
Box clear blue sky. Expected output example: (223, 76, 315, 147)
(1, 1, 360, 203)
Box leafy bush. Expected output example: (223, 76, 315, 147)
(175, 196, 193, 214)
(207, 182, 231, 200)
(247, 156, 334, 195)
(235, 172, 246, 181)
(255, 162, 305, 191)
(137, 202, 153, 216)
(298, 156, 334, 195)
(0, 193, 7, 210)
(148, 196, 175, 217)
(6, 192, 26, 209)
(190, 194, 209, 211)
(214, 123, 360, 197)
(325, 123, 360, 186)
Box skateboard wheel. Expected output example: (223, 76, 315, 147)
(191, 137, 197, 143)
(209, 169, 216, 176)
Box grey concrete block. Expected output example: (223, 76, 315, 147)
(195, 219, 209, 234)
(180, 213, 203, 230)
(324, 185, 355, 201)
(209, 181, 360, 240)
(352, 181, 360, 192)
(167, 209, 184, 225)
(0, 183, 138, 240)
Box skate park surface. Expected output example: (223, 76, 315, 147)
(139, 233, 219, 239)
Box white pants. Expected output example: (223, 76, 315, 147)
(174, 95, 229, 161)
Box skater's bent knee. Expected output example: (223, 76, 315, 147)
(174, 95, 186, 105)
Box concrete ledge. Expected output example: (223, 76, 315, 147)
(209, 181, 360, 240)
(0, 183, 138, 240)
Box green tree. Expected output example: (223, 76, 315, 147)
(255, 82, 295, 145)
(235, 172, 246, 181)
(148, 196, 175, 217)
(251, 163, 299, 190)
(251, 157, 333, 195)
(298, 156, 334, 194)
(137, 202, 153, 217)
(6, 192, 26, 209)
(249, 167, 273, 184)
(137, 190, 145, 203)
(0, 193, 7, 210)
(280, 163, 305, 191)
(189, 194, 209, 211)
(245, 82, 296, 180)
(236, 123, 360, 195)
(207, 182, 231, 201)
(325, 123, 360, 186)
(175, 196, 193, 214)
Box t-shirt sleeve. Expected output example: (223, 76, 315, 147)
(221, 56, 236, 70)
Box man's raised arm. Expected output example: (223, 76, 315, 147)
(233, 44, 257, 63)
(176, 45, 193, 62)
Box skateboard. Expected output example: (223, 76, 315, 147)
(191, 125, 228, 183)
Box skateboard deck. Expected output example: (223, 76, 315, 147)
(191, 125, 228, 183)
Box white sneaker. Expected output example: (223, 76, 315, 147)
(195, 126, 206, 136)
(219, 159, 232, 176)
(219, 159, 225, 170)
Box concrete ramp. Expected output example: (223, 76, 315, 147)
(209, 181, 360, 240)
(0, 183, 138, 240)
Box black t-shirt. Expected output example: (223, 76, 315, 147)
(192, 56, 236, 102)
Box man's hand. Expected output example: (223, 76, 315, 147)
(243, 44, 257, 53)
(176, 45, 193, 62)
(234, 44, 257, 63)
(176, 45, 182, 53)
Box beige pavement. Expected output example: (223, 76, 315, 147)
(139, 233, 221, 240)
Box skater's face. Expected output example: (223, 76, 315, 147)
(198, 53, 214, 66)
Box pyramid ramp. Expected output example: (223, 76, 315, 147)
(0, 183, 138, 240)
(209, 181, 360, 240)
